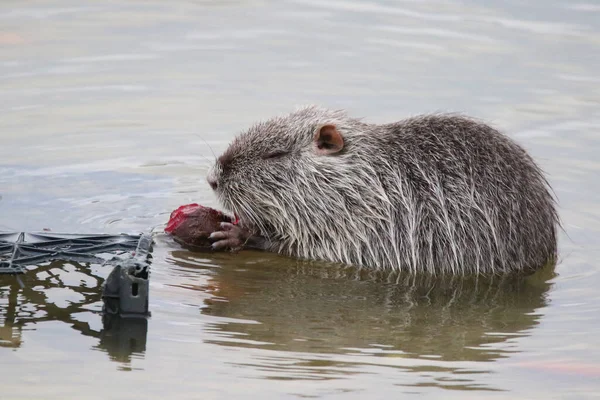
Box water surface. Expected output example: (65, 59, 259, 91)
(1, 0, 599, 398)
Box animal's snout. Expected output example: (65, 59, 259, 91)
(208, 176, 218, 190)
(207, 168, 218, 190)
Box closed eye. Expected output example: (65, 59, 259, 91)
(263, 151, 289, 160)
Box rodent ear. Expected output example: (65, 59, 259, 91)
(314, 124, 344, 155)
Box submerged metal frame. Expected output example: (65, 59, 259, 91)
(0, 232, 153, 317)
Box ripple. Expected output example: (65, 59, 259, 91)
(374, 26, 499, 44)
(292, 0, 463, 22)
(61, 54, 160, 63)
(567, 3, 600, 12)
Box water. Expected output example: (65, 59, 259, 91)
(1, 0, 599, 398)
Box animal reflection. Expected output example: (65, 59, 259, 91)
(171, 250, 554, 389)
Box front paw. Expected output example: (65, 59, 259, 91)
(209, 222, 250, 252)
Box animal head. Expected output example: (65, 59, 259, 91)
(207, 106, 375, 241)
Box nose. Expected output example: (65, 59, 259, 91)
(207, 168, 218, 190)
(207, 175, 218, 190)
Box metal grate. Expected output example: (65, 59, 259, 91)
(0, 232, 152, 275)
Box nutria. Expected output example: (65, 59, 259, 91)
(206, 106, 559, 275)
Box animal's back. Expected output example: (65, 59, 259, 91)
(373, 114, 558, 274)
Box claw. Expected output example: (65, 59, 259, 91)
(209, 231, 226, 240)
(208, 223, 249, 251)
(211, 239, 228, 250)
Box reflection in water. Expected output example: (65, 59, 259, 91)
(0, 260, 148, 366)
(171, 250, 554, 389)
(98, 313, 148, 366)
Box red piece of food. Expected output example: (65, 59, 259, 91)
(165, 203, 201, 233)
(165, 203, 236, 251)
